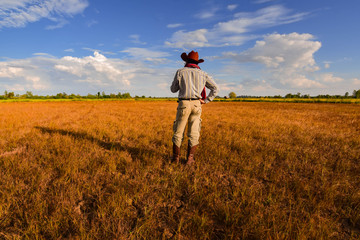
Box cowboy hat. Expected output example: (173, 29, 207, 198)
(181, 51, 204, 63)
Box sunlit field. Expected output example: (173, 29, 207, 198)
(0, 101, 359, 239)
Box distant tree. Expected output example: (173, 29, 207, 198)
(355, 89, 360, 99)
(285, 93, 293, 98)
(229, 92, 237, 98)
(119, 92, 131, 99)
(26, 91, 33, 98)
(345, 92, 349, 98)
(87, 93, 97, 99)
(7, 92, 14, 98)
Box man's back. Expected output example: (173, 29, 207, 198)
(171, 67, 218, 103)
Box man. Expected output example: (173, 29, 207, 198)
(170, 50, 219, 165)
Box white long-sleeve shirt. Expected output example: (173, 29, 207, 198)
(170, 67, 219, 103)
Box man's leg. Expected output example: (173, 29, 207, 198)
(186, 101, 202, 165)
(172, 101, 191, 162)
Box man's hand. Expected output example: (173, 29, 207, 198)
(199, 99, 206, 104)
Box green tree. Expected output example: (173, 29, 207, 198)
(7, 92, 15, 98)
(229, 92, 237, 98)
(26, 91, 33, 98)
(355, 89, 360, 99)
(122, 93, 131, 98)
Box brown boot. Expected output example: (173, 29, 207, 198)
(171, 144, 181, 163)
(186, 144, 198, 166)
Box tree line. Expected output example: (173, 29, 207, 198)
(227, 89, 360, 99)
(1, 89, 360, 100)
(0, 91, 133, 100)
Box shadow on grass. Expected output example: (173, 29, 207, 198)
(35, 126, 168, 163)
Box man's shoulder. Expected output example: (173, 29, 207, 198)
(177, 67, 208, 74)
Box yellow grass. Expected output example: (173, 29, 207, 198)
(0, 101, 359, 239)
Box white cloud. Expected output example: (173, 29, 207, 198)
(33, 52, 56, 58)
(165, 29, 210, 48)
(82, 47, 116, 55)
(54, 52, 132, 86)
(217, 82, 244, 92)
(195, 8, 219, 19)
(0, 59, 50, 90)
(166, 5, 308, 48)
(352, 78, 360, 85)
(220, 33, 324, 89)
(45, 18, 69, 30)
(167, 23, 183, 28)
(157, 82, 169, 90)
(317, 73, 343, 83)
(227, 5, 238, 11)
(64, 48, 75, 52)
(0, 52, 175, 96)
(219, 5, 307, 34)
(0, 0, 89, 29)
(129, 34, 147, 45)
(253, 0, 277, 4)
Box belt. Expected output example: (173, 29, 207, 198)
(178, 98, 200, 101)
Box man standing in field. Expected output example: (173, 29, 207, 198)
(170, 51, 219, 165)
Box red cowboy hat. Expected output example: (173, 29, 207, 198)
(181, 51, 204, 63)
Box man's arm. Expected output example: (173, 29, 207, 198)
(204, 75, 219, 103)
(170, 71, 180, 93)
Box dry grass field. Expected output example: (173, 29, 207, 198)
(0, 101, 359, 239)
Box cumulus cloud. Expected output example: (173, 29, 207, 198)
(165, 29, 210, 48)
(0, 0, 89, 29)
(166, 5, 308, 48)
(0, 52, 175, 96)
(82, 47, 116, 55)
(220, 33, 326, 89)
(54, 52, 139, 86)
(0, 59, 50, 91)
(353, 78, 360, 85)
(317, 73, 343, 83)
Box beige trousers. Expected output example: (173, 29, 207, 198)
(172, 100, 202, 148)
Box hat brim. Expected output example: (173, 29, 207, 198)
(181, 52, 204, 63)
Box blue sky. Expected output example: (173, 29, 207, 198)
(1, 0, 360, 97)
